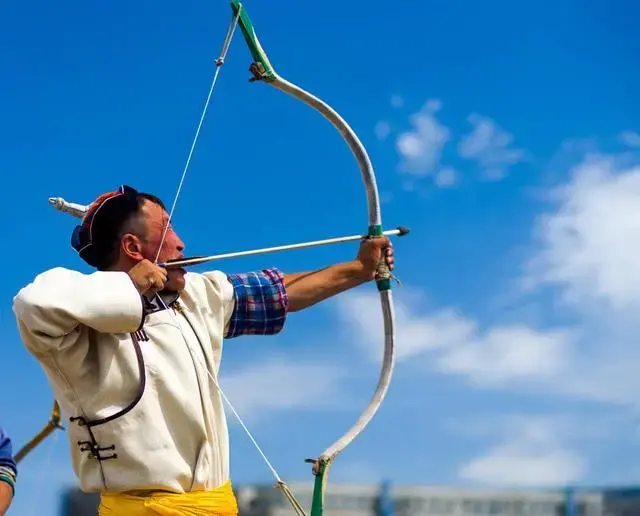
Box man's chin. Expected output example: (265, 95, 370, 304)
(165, 271, 186, 293)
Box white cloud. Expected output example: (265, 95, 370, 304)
(458, 416, 586, 486)
(516, 153, 640, 406)
(389, 101, 528, 188)
(375, 121, 391, 140)
(335, 289, 475, 362)
(395, 99, 450, 177)
(334, 163, 640, 402)
(333, 290, 571, 388)
(458, 113, 526, 180)
(434, 166, 459, 188)
(619, 130, 640, 148)
(220, 357, 346, 420)
(525, 154, 640, 312)
(437, 326, 573, 386)
(339, 148, 640, 409)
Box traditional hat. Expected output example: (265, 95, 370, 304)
(68, 185, 141, 268)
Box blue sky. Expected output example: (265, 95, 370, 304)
(2, 0, 640, 514)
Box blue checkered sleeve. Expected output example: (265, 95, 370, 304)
(225, 268, 289, 338)
(0, 427, 16, 495)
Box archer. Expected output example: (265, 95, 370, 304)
(12, 184, 394, 516)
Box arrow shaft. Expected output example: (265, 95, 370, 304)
(162, 226, 409, 268)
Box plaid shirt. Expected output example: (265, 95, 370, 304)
(225, 268, 288, 338)
(0, 426, 16, 495)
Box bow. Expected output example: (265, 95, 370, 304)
(13, 401, 64, 464)
(226, 3, 396, 515)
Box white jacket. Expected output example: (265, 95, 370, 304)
(13, 267, 236, 494)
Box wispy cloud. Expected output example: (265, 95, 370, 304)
(525, 154, 640, 312)
(380, 98, 529, 189)
(618, 130, 640, 148)
(375, 121, 391, 141)
(458, 113, 527, 181)
(220, 357, 348, 421)
(395, 99, 450, 179)
(434, 166, 459, 188)
(333, 289, 573, 389)
(334, 150, 640, 410)
(334, 288, 475, 362)
(437, 326, 574, 386)
(519, 153, 640, 405)
(457, 415, 587, 486)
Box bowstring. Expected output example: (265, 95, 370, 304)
(154, 9, 241, 262)
(149, 6, 303, 511)
(155, 297, 306, 516)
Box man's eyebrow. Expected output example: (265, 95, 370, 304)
(153, 220, 175, 231)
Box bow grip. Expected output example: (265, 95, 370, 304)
(368, 224, 392, 292)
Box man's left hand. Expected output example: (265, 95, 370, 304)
(356, 236, 395, 280)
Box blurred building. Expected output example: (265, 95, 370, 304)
(59, 481, 640, 516)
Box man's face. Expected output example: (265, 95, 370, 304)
(139, 200, 187, 292)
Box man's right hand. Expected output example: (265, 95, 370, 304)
(128, 259, 168, 296)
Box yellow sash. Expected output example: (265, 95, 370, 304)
(98, 480, 238, 516)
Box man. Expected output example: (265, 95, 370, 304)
(12, 185, 394, 516)
(0, 426, 17, 516)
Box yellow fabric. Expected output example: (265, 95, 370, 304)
(98, 480, 238, 516)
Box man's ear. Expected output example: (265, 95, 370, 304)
(121, 234, 145, 261)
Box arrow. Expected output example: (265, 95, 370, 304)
(161, 226, 410, 268)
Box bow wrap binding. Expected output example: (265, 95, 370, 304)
(229, 2, 396, 515)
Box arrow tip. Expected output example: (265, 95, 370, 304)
(396, 226, 411, 236)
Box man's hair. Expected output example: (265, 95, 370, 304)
(98, 192, 166, 270)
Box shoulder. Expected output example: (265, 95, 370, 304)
(180, 270, 236, 312)
(26, 266, 83, 281)
(16, 267, 77, 290)
(182, 268, 286, 301)
(15, 267, 103, 298)
(183, 270, 233, 296)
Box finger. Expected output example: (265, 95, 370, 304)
(147, 276, 164, 295)
(369, 235, 389, 245)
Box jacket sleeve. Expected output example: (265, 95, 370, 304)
(13, 267, 145, 353)
(0, 427, 17, 495)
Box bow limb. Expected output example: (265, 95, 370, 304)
(14, 401, 64, 463)
(230, 1, 396, 514)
